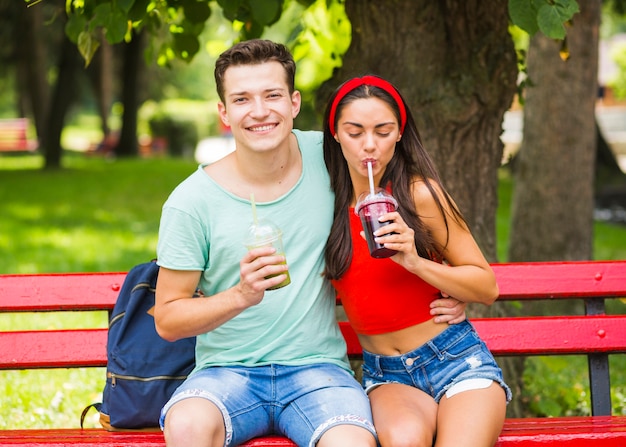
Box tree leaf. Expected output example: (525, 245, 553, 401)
(217, 0, 244, 21)
(65, 12, 87, 43)
(555, 0, 580, 18)
(508, 0, 539, 35)
(173, 33, 200, 61)
(77, 30, 100, 66)
(104, 10, 130, 43)
(181, 0, 212, 24)
(128, 0, 152, 21)
(537, 3, 566, 39)
(117, 0, 136, 14)
(250, 0, 283, 26)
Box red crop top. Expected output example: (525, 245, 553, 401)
(331, 208, 440, 335)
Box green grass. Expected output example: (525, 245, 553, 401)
(0, 152, 197, 429)
(1, 153, 625, 428)
(0, 152, 197, 274)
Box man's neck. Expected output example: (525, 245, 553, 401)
(205, 133, 302, 202)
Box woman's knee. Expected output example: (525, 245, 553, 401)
(377, 423, 434, 447)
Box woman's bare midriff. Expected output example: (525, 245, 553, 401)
(357, 318, 449, 356)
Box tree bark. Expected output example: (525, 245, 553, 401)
(509, 1, 601, 262)
(318, 0, 518, 262)
(115, 30, 145, 157)
(16, 1, 50, 147)
(86, 31, 114, 138)
(44, 32, 83, 170)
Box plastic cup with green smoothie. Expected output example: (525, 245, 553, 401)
(244, 218, 291, 290)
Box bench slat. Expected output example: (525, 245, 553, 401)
(2, 417, 626, 446)
(499, 416, 626, 446)
(475, 315, 626, 355)
(1, 261, 624, 313)
(0, 429, 166, 447)
(0, 118, 37, 152)
(0, 430, 295, 446)
(492, 261, 626, 300)
(0, 329, 107, 369)
(4, 314, 626, 370)
(339, 315, 626, 358)
(0, 273, 126, 312)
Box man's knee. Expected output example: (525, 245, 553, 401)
(164, 398, 226, 447)
(317, 422, 377, 447)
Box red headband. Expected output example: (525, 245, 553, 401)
(328, 75, 407, 136)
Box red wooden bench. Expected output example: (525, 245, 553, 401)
(1, 260, 626, 446)
(0, 118, 37, 152)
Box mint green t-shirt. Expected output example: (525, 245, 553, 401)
(157, 130, 351, 374)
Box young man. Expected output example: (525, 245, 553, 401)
(154, 39, 378, 447)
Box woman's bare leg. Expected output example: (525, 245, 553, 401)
(435, 382, 506, 447)
(369, 383, 438, 447)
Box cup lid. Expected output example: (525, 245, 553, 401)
(354, 189, 398, 215)
(244, 218, 282, 245)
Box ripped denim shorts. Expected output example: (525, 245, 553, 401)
(362, 320, 512, 403)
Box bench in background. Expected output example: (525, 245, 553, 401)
(0, 118, 37, 152)
(1, 260, 626, 446)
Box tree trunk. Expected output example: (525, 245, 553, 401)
(16, 1, 50, 146)
(509, 1, 600, 262)
(87, 31, 114, 138)
(115, 30, 145, 157)
(44, 32, 83, 170)
(318, 0, 517, 262)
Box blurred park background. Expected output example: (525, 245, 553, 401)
(2, 0, 626, 430)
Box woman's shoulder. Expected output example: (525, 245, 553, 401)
(410, 177, 444, 203)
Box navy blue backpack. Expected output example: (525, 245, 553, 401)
(81, 260, 196, 430)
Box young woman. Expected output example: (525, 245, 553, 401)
(323, 76, 512, 447)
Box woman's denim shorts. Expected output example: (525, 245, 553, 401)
(362, 320, 512, 403)
(160, 363, 376, 447)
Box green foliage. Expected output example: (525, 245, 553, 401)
(0, 153, 197, 274)
(608, 42, 626, 100)
(61, 0, 214, 65)
(523, 356, 590, 416)
(0, 153, 197, 428)
(497, 167, 626, 262)
(601, 1, 626, 38)
(509, 0, 580, 39)
(60, 0, 300, 66)
(141, 98, 218, 141)
(148, 113, 198, 157)
(54, 0, 350, 133)
(290, 0, 350, 93)
(522, 354, 626, 417)
(58, 0, 345, 76)
(1, 366, 107, 429)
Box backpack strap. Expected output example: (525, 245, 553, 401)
(80, 402, 102, 428)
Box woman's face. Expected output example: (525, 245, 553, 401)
(334, 97, 401, 191)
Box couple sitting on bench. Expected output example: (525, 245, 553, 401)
(154, 38, 509, 447)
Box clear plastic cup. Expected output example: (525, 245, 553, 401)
(243, 218, 291, 290)
(355, 189, 399, 258)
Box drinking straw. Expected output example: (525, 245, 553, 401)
(367, 161, 375, 196)
(250, 193, 258, 224)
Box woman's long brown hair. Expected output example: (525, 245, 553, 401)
(322, 81, 466, 280)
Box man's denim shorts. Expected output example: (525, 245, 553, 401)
(160, 363, 376, 447)
(362, 320, 512, 403)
